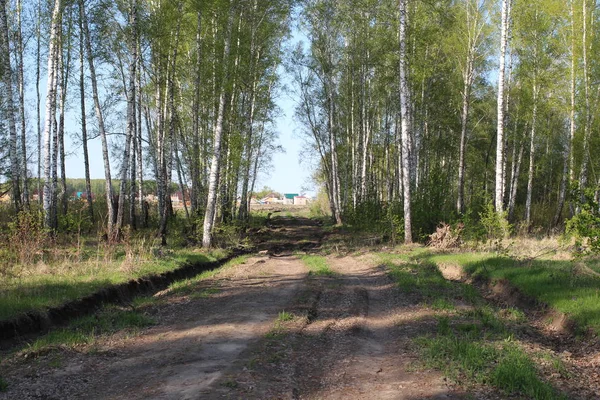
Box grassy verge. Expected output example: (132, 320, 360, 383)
(5, 254, 248, 362)
(0, 249, 228, 321)
(165, 255, 251, 297)
(377, 253, 479, 305)
(22, 305, 155, 356)
(300, 255, 335, 276)
(427, 252, 600, 334)
(381, 251, 565, 399)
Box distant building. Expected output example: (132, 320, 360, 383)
(283, 193, 299, 205)
(262, 193, 282, 204)
(293, 195, 308, 206)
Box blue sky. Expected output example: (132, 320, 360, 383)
(57, 24, 315, 197)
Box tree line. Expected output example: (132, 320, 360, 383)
(0, 0, 292, 247)
(1, 0, 598, 246)
(293, 0, 598, 242)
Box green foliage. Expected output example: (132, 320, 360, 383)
(342, 201, 404, 242)
(58, 201, 94, 235)
(565, 188, 600, 256)
(479, 201, 512, 241)
(0, 376, 7, 392)
(309, 187, 331, 218)
(2, 209, 48, 272)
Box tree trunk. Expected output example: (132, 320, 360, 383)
(116, 0, 138, 238)
(191, 10, 202, 217)
(36, 0, 42, 205)
(80, 0, 115, 237)
(508, 139, 524, 221)
(42, 0, 63, 230)
(16, 0, 28, 207)
(58, 18, 72, 216)
(525, 80, 538, 227)
(202, 4, 235, 248)
(0, 0, 22, 212)
(579, 0, 591, 202)
(495, 0, 510, 213)
(399, 0, 412, 243)
(457, 57, 473, 215)
(78, 13, 94, 224)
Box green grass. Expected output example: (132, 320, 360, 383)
(378, 249, 564, 398)
(0, 249, 226, 321)
(301, 255, 335, 276)
(419, 334, 562, 399)
(277, 311, 295, 322)
(416, 306, 563, 399)
(25, 306, 155, 354)
(0, 376, 7, 392)
(440, 255, 600, 334)
(167, 255, 250, 296)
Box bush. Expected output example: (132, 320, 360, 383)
(565, 188, 600, 256)
(479, 201, 512, 241)
(5, 210, 48, 267)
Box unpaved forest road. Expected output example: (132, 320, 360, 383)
(1, 217, 469, 399)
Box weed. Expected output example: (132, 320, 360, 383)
(0, 249, 220, 321)
(301, 255, 334, 276)
(277, 311, 295, 322)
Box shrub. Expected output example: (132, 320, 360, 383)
(5, 209, 48, 266)
(565, 187, 600, 256)
(479, 201, 511, 241)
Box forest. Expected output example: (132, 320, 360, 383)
(0, 0, 599, 246)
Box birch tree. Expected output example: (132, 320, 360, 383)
(0, 0, 21, 212)
(399, 0, 412, 243)
(495, 0, 510, 213)
(42, 0, 63, 229)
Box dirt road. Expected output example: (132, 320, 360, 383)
(1, 218, 468, 399)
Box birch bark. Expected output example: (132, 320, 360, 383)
(495, 0, 510, 212)
(399, 0, 412, 243)
(203, 4, 235, 248)
(0, 0, 22, 211)
(42, 0, 63, 229)
(79, 0, 115, 236)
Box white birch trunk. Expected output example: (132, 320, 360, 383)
(36, 0, 42, 205)
(116, 0, 138, 237)
(399, 0, 412, 243)
(79, 13, 94, 223)
(495, 0, 510, 213)
(0, 0, 21, 211)
(525, 80, 538, 227)
(16, 0, 28, 207)
(202, 5, 235, 248)
(42, 0, 62, 229)
(579, 0, 591, 197)
(79, 0, 115, 235)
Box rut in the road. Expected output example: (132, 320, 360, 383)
(226, 255, 465, 400)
